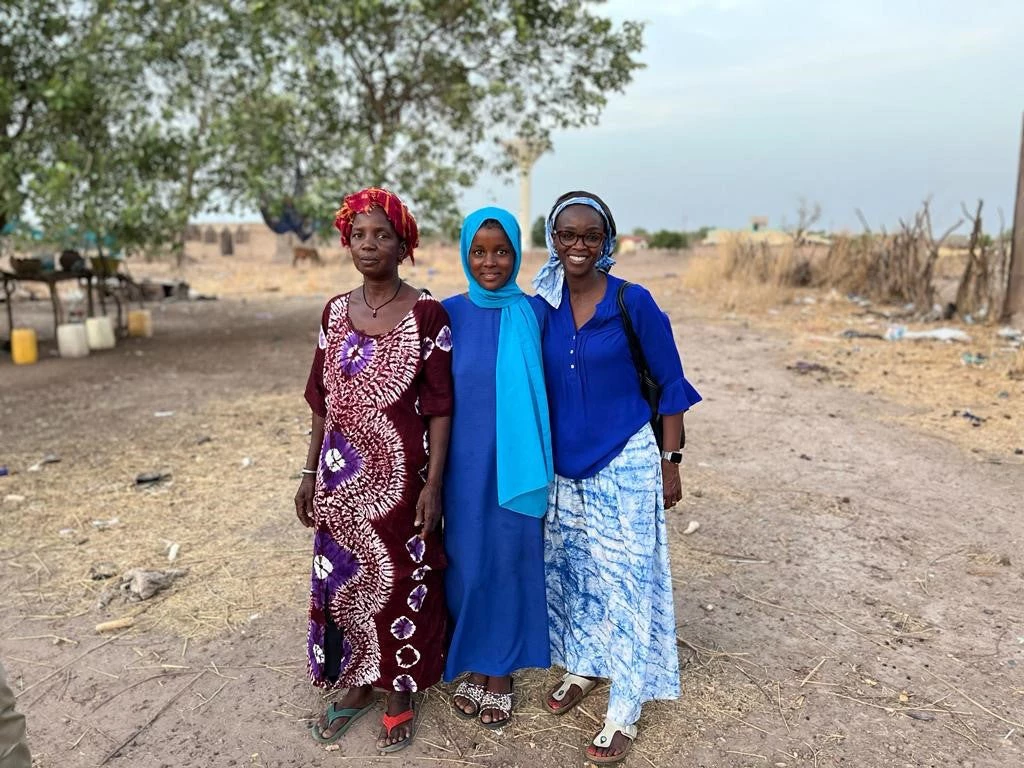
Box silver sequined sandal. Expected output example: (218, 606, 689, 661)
(479, 684, 513, 730)
(452, 679, 486, 720)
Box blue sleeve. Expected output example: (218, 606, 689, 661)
(626, 285, 702, 414)
(528, 294, 548, 333)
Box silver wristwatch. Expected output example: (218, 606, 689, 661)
(661, 450, 683, 464)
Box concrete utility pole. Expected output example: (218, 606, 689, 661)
(1003, 111, 1024, 322)
(503, 138, 549, 247)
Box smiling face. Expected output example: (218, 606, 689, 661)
(467, 221, 516, 290)
(552, 204, 606, 279)
(348, 207, 406, 279)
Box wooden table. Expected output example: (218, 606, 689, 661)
(1, 269, 140, 338)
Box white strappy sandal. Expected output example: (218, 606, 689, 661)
(544, 672, 598, 715)
(586, 720, 638, 765)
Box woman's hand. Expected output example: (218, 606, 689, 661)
(415, 482, 442, 539)
(294, 475, 316, 528)
(662, 461, 682, 510)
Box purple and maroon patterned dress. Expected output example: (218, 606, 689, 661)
(303, 291, 453, 693)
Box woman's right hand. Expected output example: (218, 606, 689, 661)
(294, 475, 316, 528)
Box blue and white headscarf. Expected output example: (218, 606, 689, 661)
(531, 195, 617, 308)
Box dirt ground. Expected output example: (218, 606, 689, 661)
(1, 239, 1022, 768)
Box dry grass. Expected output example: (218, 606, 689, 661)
(0, 392, 313, 639)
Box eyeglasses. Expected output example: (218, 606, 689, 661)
(554, 230, 604, 249)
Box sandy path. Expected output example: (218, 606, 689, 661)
(1, 258, 1021, 768)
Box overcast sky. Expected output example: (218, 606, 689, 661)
(463, 0, 1024, 234)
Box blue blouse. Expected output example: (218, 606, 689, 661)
(534, 274, 701, 479)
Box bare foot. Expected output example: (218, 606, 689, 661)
(376, 691, 414, 750)
(314, 684, 374, 740)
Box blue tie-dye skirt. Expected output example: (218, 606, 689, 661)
(544, 423, 680, 725)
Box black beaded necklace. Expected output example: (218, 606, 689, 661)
(362, 279, 404, 318)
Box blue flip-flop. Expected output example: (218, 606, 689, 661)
(310, 701, 374, 744)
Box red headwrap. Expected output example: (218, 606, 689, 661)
(334, 187, 419, 265)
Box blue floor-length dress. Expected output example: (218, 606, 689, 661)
(441, 294, 551, 680)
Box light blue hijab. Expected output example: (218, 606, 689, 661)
(459, 207, 553, 518)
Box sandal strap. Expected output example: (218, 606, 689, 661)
(592, 720, 637, 748)
(325, 702, 367, 724)
(479, 691, 513, 718)
(381, 707, 415, 736)
(552, 673, 597, 702)
(454, 680, 486, 704)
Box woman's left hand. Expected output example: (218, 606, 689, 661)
(662, 461, 682, 510)
(415, 482, 442, 539)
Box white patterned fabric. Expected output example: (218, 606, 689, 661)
(544, 423, 680, 725)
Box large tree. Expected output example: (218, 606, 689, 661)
(5, 0, 643, 251)
(0, 0, 81, 232)
(215, 0, 645, 232)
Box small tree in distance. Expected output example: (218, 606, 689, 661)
(531, 216, 546, 248)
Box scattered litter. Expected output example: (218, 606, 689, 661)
(241, 457, 254, 468)
(997, 327, 1022, 343)
(998, 391, 1010, 399)
(840, 329, 884, 340)
(847, 294, 872, 308)
(153, 410, 176, 418)
(884, 325, 970, 343)
(95, 616, 135, 633)
(27, 454, 61, 472)
(952, 410, 986, 427)
(167, 542, 181, 562)
(97, 567, 189, 608)
(4, 494, 25, 504)
(960, 352, 986, 366)
(89, 562, 119, 580)
(0, 466, 8, 477)
(248, 613, 262, 622)
(92, 517, 120, 530)
(787, 360, 830, 375)
(135, 471, 171, 486)
(905, 711, 936, 722)
(702, 604, 715, 612)
(683, 520, 700, 535)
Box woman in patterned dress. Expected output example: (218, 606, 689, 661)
(531, 191, 701, 764)
(294, 187, 453, 753)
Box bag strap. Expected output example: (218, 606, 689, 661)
(617, 281, 651, 381)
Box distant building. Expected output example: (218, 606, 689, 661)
(618, 235, 649, 253)
(751, 216, 769, 232)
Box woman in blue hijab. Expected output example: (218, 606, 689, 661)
(441, 207, 553, 729)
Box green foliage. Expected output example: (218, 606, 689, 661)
(210, 0, 645, 233)
(649, 230, 689, 249)
(531, 216, 547, 248)
(3, 1, 645, 255)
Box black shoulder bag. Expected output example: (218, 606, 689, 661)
(616, 281, 664, 449)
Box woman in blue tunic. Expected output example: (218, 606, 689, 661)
(442, 207, 554, 728)
(532, 191, 701, 764)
